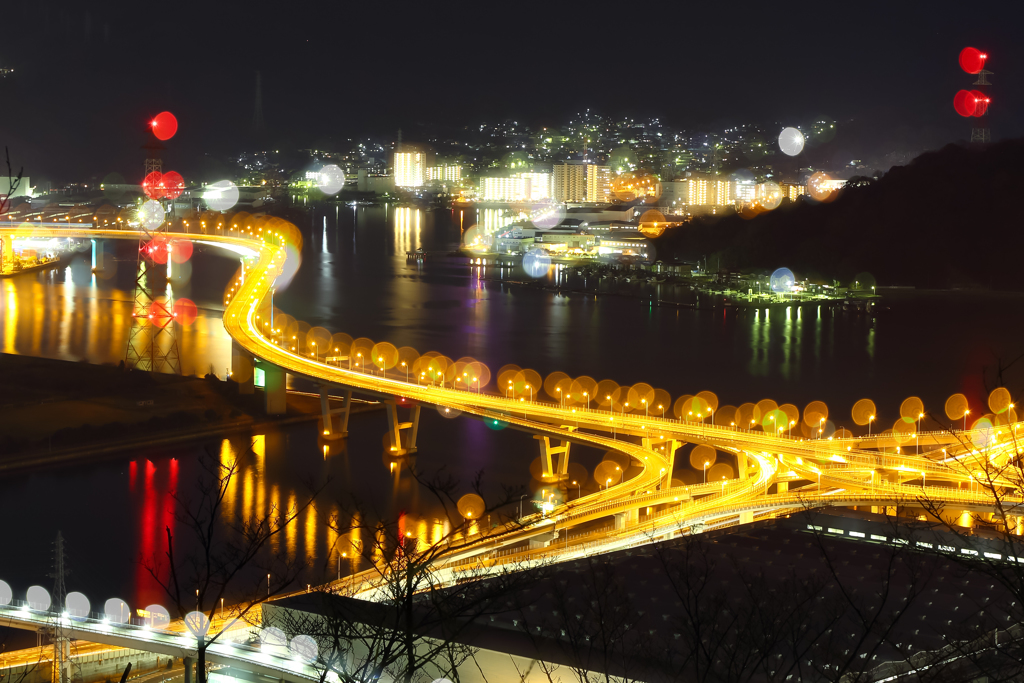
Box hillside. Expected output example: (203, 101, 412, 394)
(654, 140, 1024, 289)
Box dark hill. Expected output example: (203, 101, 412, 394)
(654, 140, 1024, 289)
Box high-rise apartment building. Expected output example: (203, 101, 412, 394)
(394, 152, 427, 187)
(553, 162, 611, 203)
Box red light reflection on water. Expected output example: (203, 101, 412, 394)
(132, 459, 178, 608)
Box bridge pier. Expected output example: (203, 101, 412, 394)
(776, 481, 788, 493)
(319, 386, 352, 439)
(261, 363, 287, 415)
(739, 511, 753, 525)
(90, 239, 106, 273)
(535, 428, 575, 478)
(231, 340, 255, 393)
(385, 400, 420, 454)
(737, 452, 748, 480)
(613, 510, 632, 530)
(183, 657, 193, 683)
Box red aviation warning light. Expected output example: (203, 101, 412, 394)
(150, 111, 178, 141)
(970, 90, 990, 117)
(959, 47, 987, 74)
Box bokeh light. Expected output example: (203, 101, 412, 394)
(161, 171, 184, 200)
(170, 239, 193, 264)
(899, 396, 924, 421)
(66, 592, 90, 617)
(530, 199, 565, 230)
(104, 598, 129, 623)
(769, 268, 795, 294)
(778, 127, 805, 156)
(0, 580, 11, 606)
(27, 586, 51, 611)
(317, 164, 345, 195)
(172, 298, 198, 327)
(807, 172, 835, 202)
(204, 180, 240, 212)
(944, 393, 969, 420)
(803, 401, 828, 428)
(953, 90, 978, 118)
(184, 610, 210, 635)
(522, 248, 551, 278)
(139, 200, 165, 232)
(150, 111, 178, 141)
(143, 171, 165, 200)
(689, 445, 717, 470)
(758, 182, 783, 210)
(457, 493, 485, 519)
(851, 398, 876, 426)
(988, 387, 1012, 414)
(959, 47, 986, 75)
(290, 635, 319, 662)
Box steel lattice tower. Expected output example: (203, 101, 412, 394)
(125, 139, 181, 374)
(49, 532, 79, 683)
(971, 68, 993, 144)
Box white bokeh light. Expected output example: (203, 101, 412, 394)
(317, 165, 345, 195)
(139, 200, 165, 231)
(27, 586, 51, 611)
(204, 180, 240, 211)
(66, 592, 90, 617)
(778, 127, 805, 156)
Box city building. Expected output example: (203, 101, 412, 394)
(552, 162, 611, 203)
(479, 176, 532, 202)
(516, 172, 552, 200)
(426, 165, 462, 184)
(784, 184, 806, 200)
(394, 151, 428, 187)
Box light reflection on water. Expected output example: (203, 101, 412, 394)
(3, 203, 1024, 616)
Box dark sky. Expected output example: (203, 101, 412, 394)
(1, 0, 1021, 184)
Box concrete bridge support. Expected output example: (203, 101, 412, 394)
(613, 510, 632, 530)
(231, 340, 255, 394)
(739, 511, 754, 524)
(184, 657, 193, 683)
(319, 386, 352, 439)
(385, 400, 420, 454)
(261, 363, 287, 415)
(737, 452, 748, 480)
(776, 481, 788, 494)
(535, 430, 574, 478)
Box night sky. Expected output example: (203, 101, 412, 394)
(1, 0, 1022, 183)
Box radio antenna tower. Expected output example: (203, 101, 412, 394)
(125, 136, 181, 374)
(971, 67, 993, 144)
(252, 71, 265, 133)
(49, 532, 80, 683)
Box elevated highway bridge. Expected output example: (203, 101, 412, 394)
(2, 219, 1021, 680)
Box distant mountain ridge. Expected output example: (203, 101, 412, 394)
(655, 140, 1024, 290)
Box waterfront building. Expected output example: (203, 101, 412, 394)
(515, 171, 552, 200)
(480, 176, 532, 202)
(394, 151, 427, 187)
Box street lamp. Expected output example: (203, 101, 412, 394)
(704, 461, 710, 484)
(642, 398, 648, 418)
(401, 361, 408, 382)
(868, 415, 874, 436)
(964, 409, 970, 431)
(571, 480, 581, 498)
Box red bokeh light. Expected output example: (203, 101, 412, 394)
(172, 298, 198, 327)
(170, 239, 193, 264)
(970, 90, 990, 117)
(150, 111, 178, 141)
(162, 171, 184, 200)
(144, 235, 170, 264)
(143, 171, 165, 200)
(148, 301, 174, 328)
(959, 47, 986, 75)
(953, 90, 977, 117)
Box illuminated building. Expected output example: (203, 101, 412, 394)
(713, 180, 732, 206)
(479, 176, 532, 202)
(515, 172, 552, 200)
(734, 178, 757, 203)
(553, 162, 611, 203)
(688, 178, 709, 205)
(394, 152, 427, 188)
(426, 165, 462, 184)
(785, 184, 806, 200)
(587, 166, 612, 204)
